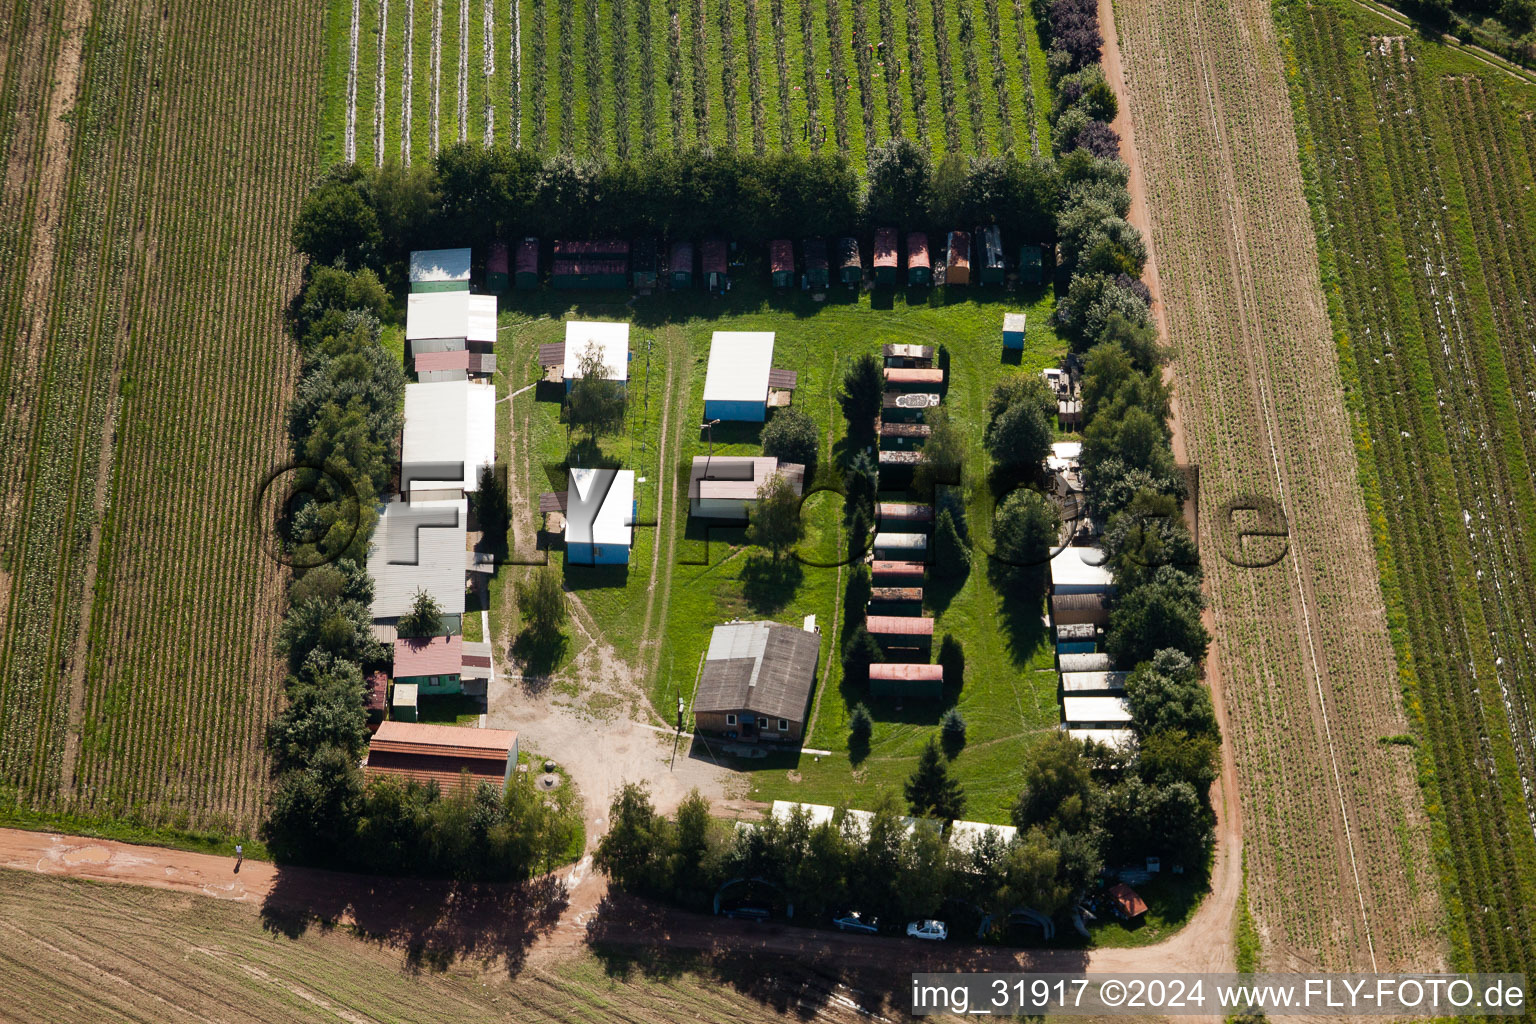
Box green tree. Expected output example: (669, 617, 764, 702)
(1013, 731, 1099, 834)
(278, 594, 383, 673)
(297, 266, 390, 338)
(838, 353, 884, 435)
(932, 507, 972, 579)
(266, 666, 370, 773)
(1124, 649, 1218, 738)
(1138, 728, 1221, 792)
(865, 137, 933, 227)
(672, 788, 716, 901)
(844, 448, 878, 511)
(566, 342, 628, 437)
(472, 463, 509, 547)
(1102, 489, 1199, 592)
(516, 567, 568, 637)
(849, 702, 874, 742)
(747, 472, 805, 558)
(760, 407, 819, 470)
(940, 708, 967, 748)
(396, 589, 444, 638)
(292, 170, 381, 270)
(905, 737, 966, 821)
(989, 826, 1065, 919)
(842, 624, 884, 681)
(1108, 569, 1210, 666)
(261, 744, 365, 863)
(913, 407, 963, 498)
(1082, 405, 1177, 483)
(992, 489, 1061, 573)
(984, 376, 1056, 481)
(594, 782, 672, 891)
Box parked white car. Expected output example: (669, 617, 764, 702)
(906, 919, 948, 941)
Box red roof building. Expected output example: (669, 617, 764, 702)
(871, 560, 927, 579)
(884, 367, 945, 387)
(1106, 883, 1148, 919)
(866, 615, 935, 637)
(868, 662, 943, 681)
(394, 635, 463, 679)
(364, 721, 519, 790)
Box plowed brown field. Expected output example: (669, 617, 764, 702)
(1107, 0, 1445, 972)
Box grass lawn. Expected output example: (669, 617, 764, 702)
(416, 693, 487, 725)
(485, 270, 1069, 826)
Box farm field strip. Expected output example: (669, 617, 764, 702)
(325, 0, 1041, 167)
(1284, 3, 1536, 978)
(1, 0, 317, 834)
(1110, 0, 1444, 971)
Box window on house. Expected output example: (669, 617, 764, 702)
(778, 719, 788, 731)
(726, 713, 737, 726)
(758, 717, 769, 728)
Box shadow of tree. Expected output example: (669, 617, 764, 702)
(259, 867, 568, 977)
(512, 627, 568, 677)
(740, 553, 802, 613)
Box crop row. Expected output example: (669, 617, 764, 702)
(1289, 7, 1536, 976)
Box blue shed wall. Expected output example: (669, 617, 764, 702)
(704, 398, 767, 423)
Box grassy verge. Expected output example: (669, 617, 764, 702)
(0, 805, 270, 861)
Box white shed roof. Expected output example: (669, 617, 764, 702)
(1051, 545, 1113, 592)
(563, 320, 629, 381)
(948, 819, 1018, 855)
(406, 292, 498, 344)
(840, 808, 939, 839)
(704, 331, 775, 404)
(770, 800, 836, 828)
(367, 499, 468, 619)
(1002, 312, 1026, 332)
(1060, 670, 1129, 693)
(1067, 727, 1137, 751)
(409, 248, 472, 285)
(566, 468, 634, 548)
(1062, 695, 1132, 725)
(402, 381, 495, 495)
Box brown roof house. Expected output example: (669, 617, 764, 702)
(693, 620, 820, 743)
(364, 721, 519, 791)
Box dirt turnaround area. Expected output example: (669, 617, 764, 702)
(1106, 0, 1445, 973)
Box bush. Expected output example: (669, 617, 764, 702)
(396, 590, 444, 639)
(940, 708, 967, 745)
(849, 702, 874, 741)
(991, 489, 1060, 575)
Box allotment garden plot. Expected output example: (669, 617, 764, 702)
(320, 0, 1054, 169)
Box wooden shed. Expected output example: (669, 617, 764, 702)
(552, 239, 629, 290)
(770, 239, 794, 287)
(869, 661, 944, 700)
(803, 237, 829, 288)
(873, 228, 898, 286)
(907, 232, 931, 286)
(837, 236, 861, 286)
(632, 237, 659, 289)
(977, 225, 1004, 284)
(1019, 243, 1045, 285)
(871, 559, 926, 581)
(514, 237, 540, 289)
(702, 238, 729, 292)
(487, 241, 510, 294)
(1003, 312, 1026, 350)
(670, 240, 695, 288)
(946, 230, 971, 286)
(879, 420, 931, 450)
(884, 367, 945, 390)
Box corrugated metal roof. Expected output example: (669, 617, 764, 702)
(704, 331, 775, 404)
(689, 457, 804, 503)
(409, 248, 472, 284)
(883, 343, 933, 359)
(948, 819, 1018, 855)
(869, 662, 943, 680)
(394, 635, 464, 677)
(884, 367, 944, 386)
(487, 242, 509, 273)
(415, 349, 471, 371)
(770, 239, 794, 273)
(402, 381, 495, 495)
(877, 503, 933, 521)
(1003, 312, 1026, 333)
(873, 228, 898, 267)
(563, 320, 629, 381)
(766, 368, 798, 390)
(907, 232, 930, 267)
(1050, 545, 1114, 592)
(1058, 652, 1112, 672)
(554, 239, 629, 255)
(946, 230, 970, 269)
(866, 615, 934, 636)
(366, 499, 468, 618)
(802, 237, 828, 270)
(1060, 670, 1128, 693)
(702, 239, 728, 273)
(538, 491, 567, 513)
(770, 801, 836, 826)
(373, 720, 518, 753)
(516, 237, 539, 273)
(870, 586, 923, 602)
(1062, 695, 1132, 725)
(871, 560, 925, 577)
(873, 532, 928, 550)
(837, 236, 860, 269)
(537, 342, 565, 366)
(1068, 728, 1137, 751)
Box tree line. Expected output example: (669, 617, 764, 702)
(259, 265, 580, 879)
(291, 141, 1064, 292)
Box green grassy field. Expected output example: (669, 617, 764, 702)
(482, 277, 1066, 825)
(1279, 0, 1536, 983)
(320, 0, 1050, 170)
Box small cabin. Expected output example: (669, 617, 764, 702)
(873, 531, 928, 561)
(803, 237, 830, 288)
(409, 248, 472, 293)
(882, 343, 934, 368)
(884, 367, 945, 390)
(879, 420, 931, 450)
(837, 236, 861, 286)
(977, 225, 1004, 284)
(869, 661, 944, 700)
(514, 237, 540, 289)
(1003, 312, 1026, 350)
(487, 241, 510, 294)
(866, 614, 935, 655)
(873, 228, 898, 286)
(552, 239, 629, 290)
(632, 237, 659, 290)
(871, 560, 926, 582)
(670, 240, 695, 288)
(945, 230, 971, 286)
(770, 239, 794, 288)
(881, 389, 940, 422)
(907, 232, 931, 286)
(1019, 244, 1044, 285)
(702, 239, 729, 292)
(877, 503, 934, 531)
